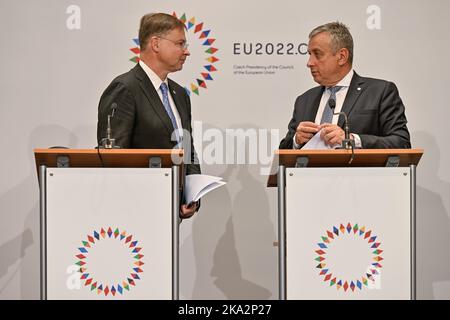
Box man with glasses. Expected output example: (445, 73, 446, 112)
(279, 22, 410, 149)
(97, 13, 200, 218)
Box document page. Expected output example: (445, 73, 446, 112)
(302, 129, 337, 150)
(184, 174, 226, 204)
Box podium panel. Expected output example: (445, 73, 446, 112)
(45, 168, 172, 299)
(286, 168, 412, 299)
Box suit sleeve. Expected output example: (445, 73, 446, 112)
(183, 92, 201, 176)
(279, 96, 304, 149)
(359, 82, 411, 149)
(97, 81, 136, 148)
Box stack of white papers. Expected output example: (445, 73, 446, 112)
(184, 174, 226, 204)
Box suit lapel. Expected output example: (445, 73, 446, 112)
(339, 72, 365, 127)
(133, 64, 175, 135)
(168, 79, 189, 130)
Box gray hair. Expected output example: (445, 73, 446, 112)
(309, 22, 353, 64)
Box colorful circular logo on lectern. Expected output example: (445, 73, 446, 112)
(75, 227, 144, 296)
(315, 223, 383, 292)
(129, 12, 219, 97)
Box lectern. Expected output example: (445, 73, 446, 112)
(35, 148, 184, 300)
(268, 149, 423, 300)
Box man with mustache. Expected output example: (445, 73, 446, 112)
(97, 13, 201, 218)
(279, 22, 411, 149)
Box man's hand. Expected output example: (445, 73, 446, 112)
(180, 202, 198, 219)
(295, 121, 320, 145)
(319, 123, 345, 146)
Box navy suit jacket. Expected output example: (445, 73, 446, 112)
(279, 72, 411, 149)
(97, 63, 201, 175)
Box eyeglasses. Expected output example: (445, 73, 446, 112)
(158, 36, 189, 50)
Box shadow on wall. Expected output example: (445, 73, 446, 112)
(186, 122, 277, 299)
(412, 131, 450, 299)
(0, 125, 78, 299)
(0, 230, 33, 296)
(185, 165, 234, 299)
(210, 165, 273, 299)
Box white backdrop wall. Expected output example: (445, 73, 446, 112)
(0, 0, 449, 299)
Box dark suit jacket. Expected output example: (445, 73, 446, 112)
(97, 63, 201, 176)
(279, 72, 411, 149)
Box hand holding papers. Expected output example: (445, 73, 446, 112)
(301, 129, 339, 150)
(184, 174, 226, 204)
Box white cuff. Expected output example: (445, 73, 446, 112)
(292, 135, 301, 149)
(352, 133, 362, 148)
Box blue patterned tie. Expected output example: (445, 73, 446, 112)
(320, 86, 342, 124)
(160, 83, 181, 143)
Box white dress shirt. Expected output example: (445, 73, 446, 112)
(139, 60, 183, 134)
(293, 69, 362, 148)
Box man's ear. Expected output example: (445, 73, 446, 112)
(149, 36, 160, 53)
(337, 48, 350, 66)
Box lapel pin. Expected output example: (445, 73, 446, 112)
(357, 87, 361, 91)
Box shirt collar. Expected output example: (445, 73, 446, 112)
(139, 60, 168, 91)
(333, 69, 354, 88)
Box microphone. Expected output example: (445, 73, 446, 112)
(328, 99, 354, 150)
(328, 98, 336, 110)
(100, 102, 120, 149)
(329, 98, 355, 164)
(111, 102, 117, 118)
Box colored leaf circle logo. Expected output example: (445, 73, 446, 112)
(75, 227, 144, 296)
(315, 223, 383, 292)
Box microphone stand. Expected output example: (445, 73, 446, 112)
(333, 111, 355, 164)
(100, 103, 120, 149)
